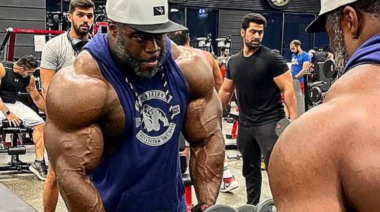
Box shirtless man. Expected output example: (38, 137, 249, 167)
(44, 0, 224, 211)
(269, 0, 380, 211)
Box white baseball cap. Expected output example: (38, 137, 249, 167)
(306, 0, 359, 32)
(106, 0, 187, 34)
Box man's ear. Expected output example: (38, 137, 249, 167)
(240, 29, 245, 38)
(108, 21, 118, 38)
(342, 6, 361, 39)
(67, 13, 72, 23)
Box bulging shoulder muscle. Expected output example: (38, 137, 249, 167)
(46, 52, 108, 130)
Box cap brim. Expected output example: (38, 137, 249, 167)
(306, 15, 326, 33)
(129, 20, 187, 34)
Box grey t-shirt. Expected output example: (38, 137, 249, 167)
(40, 32, 76, 71)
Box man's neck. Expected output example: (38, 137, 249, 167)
(12, 64, 21, 75)
(243, 45, 260, 57)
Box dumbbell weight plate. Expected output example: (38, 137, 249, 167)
(256, 199, 276, 212)
(275, 118, 291, 136)
(323, 59, 337, 78)
(236, 204, 256, 212)
(309, 86, 322, 104)
(204, 204, 238, 212)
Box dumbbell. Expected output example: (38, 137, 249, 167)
(236, 204, 256, 212)
(275, 118, 291, 136)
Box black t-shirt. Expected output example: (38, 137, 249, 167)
(226, 46, 288, 127)
(0, 62, 35, 109)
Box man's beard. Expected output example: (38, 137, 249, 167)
(328, 14, 349, 76)
(245, 37, 261, 50)
(115, 36, 165, 79)
(72, 22, 90, 37)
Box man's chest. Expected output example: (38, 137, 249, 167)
(230, 58, 271, 86)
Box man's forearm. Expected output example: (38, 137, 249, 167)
(57, 173, 105, 212)
(218, 90, 232, 109)
(33, 98, 46, 113)
(190, 133, 224, 205)
(0, 98, 9, 114)
(295, 68, 308, 78)
(283, 90, 297, 120)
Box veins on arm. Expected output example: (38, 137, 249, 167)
(178, 51, 225, 205)
(45, 62, 108, 211)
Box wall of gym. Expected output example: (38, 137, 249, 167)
(170, 0, 329, 60)
(0, 0, 46, 60)
(0, 0, 329, 61)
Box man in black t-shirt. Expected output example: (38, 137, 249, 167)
(218, 13, 297, 205)
(0, 55, 47, 181)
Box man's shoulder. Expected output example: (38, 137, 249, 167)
(47, 52, 108, 126)
(228, 51, 242, 62)
(50, 52, 106, 97)
(44, 33, 66, 48)
(301, 51, 311, 59)
(175, 46, 214, 97)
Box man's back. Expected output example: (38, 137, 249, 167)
(269, 64, 380, 211)
(177, 46, 223, 91)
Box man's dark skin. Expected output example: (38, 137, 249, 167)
(269, 3, 380, 211)
(45, 21, 225, 211)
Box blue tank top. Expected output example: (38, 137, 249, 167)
(343, 33, 380, 74)
(85, 34, 188, 212)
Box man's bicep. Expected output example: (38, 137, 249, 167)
(302, 61, 311, 70)
(45, 119, 104, 175)
(273, 70, 292, 91)
(40, 68, 56, 98)
(220, 78, 235, 93)
(212, 60, 223, 91)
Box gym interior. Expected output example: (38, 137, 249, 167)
(0, 0, 338, 211)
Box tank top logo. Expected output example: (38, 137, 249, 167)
(135, 90, 180, 146)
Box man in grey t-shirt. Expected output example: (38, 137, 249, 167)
(40, 0, 94, 211)
(40, 32, 76, 74)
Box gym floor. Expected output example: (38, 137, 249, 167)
(0, 112, 272, 211)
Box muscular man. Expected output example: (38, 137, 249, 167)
(218, 13, 297, 205)
(168, 30, 223, 91)
(269, 0, 380, 211)
(44, 0, 224, 211)
(0, 55, 46, 180)
(39, 0, 95, 211)
(169, 30, 239, 193)
(290, 40, 311, 93)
